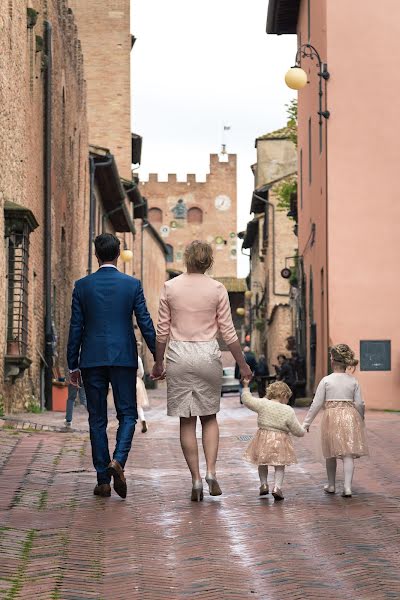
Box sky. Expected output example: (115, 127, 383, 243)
(130, 0, 296, 277)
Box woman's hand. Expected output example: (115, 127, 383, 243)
(240, 363, 253, 382)
(151, 362, 166, 380)
(303, 424, 310, 432)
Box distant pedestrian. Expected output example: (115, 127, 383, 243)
(242, 380, 305, 501)
(290, 351, 306, 397)
(303, 344, 368, 498)
(274, 354, 296, 406)
(255, 354, 269, 398)
(65, 372, 87, 430)
(136, 352, 149, 433)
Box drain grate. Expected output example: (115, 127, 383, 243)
(237, 434, 253, 442)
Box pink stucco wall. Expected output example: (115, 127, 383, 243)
(326, 0, 400, 409)
(297, 0, 328, 392)
(296, 0, 400, 408)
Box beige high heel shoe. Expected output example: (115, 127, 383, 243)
(205, 474, 222, 496)
(191, 481, 203, 502)
(259, 484, 269, 496)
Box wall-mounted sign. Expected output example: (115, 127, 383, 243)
(215, 194, 231, 211)
(160, 225, 170, 238)
(360, 340, 391, 371)
(171, 198, 187, 219)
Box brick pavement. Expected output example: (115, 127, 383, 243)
(0, 387, 399, 599)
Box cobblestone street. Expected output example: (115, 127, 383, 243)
(0, 389, 399, 600)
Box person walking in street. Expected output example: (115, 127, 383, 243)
(303, 344, 368, 498)
(255, 354, 270, 398)
(274, 354, 296, 407)
(64, 372, 87, 430)
(67, 233, 156, 499)
(242, 380, 305, 501)
(152, 240, 253, 501)
(136, 349, 149, 433)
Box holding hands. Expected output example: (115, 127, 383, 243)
(151, 362, 166, 381)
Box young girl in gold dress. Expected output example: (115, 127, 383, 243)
(242, 380, 305, 501)
(303, 344, 368, 497)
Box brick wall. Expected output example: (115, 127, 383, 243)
(68, 0, 132, 180)
(0, 0, 89, 412)
(140, 154, 238, 278)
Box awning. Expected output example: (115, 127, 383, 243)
(122, 180, 148, 220)
(266, 0, 300, 35)
(214, 277, 247, 293)
(251, 184, 271, 214)
(90, 148, 135, 234)
(242, 219, 259, 250)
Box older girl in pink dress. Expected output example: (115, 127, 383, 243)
(152, 241, 252, 501)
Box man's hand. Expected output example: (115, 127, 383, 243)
(240, 363, 253, 382)
(70, 370, 82, 388)
(151, 362, 166, 380)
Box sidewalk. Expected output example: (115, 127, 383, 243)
(0, 388, 399, 599)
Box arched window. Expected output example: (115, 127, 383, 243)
(165, 244, 174, 263)
(148, 207, 162, 224)
(187, 207, 203, 224)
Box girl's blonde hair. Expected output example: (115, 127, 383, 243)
(266, 381, 292, 401)
(184, 240, 214, 273)
(330, 344, 359, 369)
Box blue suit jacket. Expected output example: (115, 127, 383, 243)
(67, 267, 156, 370)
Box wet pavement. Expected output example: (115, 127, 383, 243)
(0, 386, 399, 599)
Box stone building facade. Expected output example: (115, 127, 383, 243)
(242, 129, 297, 373)
(0, 0, 88, 412)
(140, 153, 238, 278)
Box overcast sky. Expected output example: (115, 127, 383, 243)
(130, 0, 296, 276)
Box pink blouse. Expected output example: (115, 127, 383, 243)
(156, 273, 238, 345)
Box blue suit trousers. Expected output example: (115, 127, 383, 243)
(81, 366, 138, 485)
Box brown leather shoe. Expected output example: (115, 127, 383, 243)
(107, 459, 127, 498)
(93, 483, 111, 497)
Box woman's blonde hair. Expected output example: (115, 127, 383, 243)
(266, 381, 292, 401)
(330, 344, 359, 370)
(184, 240, 214, 273)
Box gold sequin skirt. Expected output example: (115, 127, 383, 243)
(166, 340, 223, 417)
(243, 429, 297, 466)
(321, 401, 368, 459)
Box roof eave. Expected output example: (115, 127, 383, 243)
(266, 0, 300, 35)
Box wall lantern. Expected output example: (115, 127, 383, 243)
(120, 249, 133, 262)
(285, 43, 330, 125)
(244, 290, 253, 300)
(236, 307, 245, 317)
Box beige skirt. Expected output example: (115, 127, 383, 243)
(166, 340, 223, 417)
(243, 429, 297, 466)
(321, 401, 368, 459)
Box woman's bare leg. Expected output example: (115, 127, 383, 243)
(180, 416, 201, 483)
(200, 414, 219, 477)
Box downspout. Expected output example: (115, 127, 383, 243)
(88, 155, 113, 273)
(44, 21, 53, 410)
(252, 192, 289, 297)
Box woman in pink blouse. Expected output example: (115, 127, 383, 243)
(152, 241, 253, 501)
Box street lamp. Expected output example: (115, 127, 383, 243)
(285, 43, 330, 125)
(120, 249, 133, 262)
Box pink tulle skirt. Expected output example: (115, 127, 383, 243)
(243, 429, 297, 466)
(321, 401, 368, 459)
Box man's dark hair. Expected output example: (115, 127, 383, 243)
(94, 233, 120, 262)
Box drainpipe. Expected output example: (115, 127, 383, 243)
(88, 155, 113, 273)
(252, 192, 289, 297)
(44, 21, 53, 410)
(141, 220, 149, 289)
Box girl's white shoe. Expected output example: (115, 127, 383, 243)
(324, 484, 336, 494)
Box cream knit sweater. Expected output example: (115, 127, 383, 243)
(242, 391, 305, 437)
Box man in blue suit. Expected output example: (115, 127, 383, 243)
(67, 233, 156, 498)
